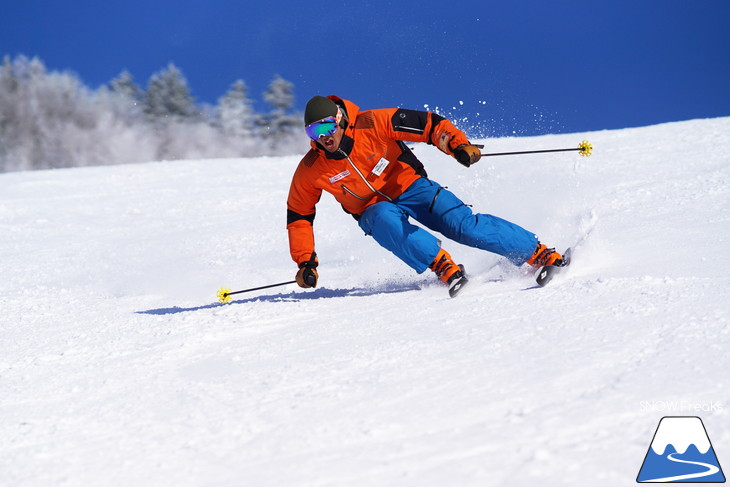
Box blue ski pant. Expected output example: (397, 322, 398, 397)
(358, 178, 538, 273)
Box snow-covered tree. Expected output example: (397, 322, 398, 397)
(143, 63, 199, 123)
(0, 55, 96, 170)
(263, 74, 295, 113)
(110, 70, 142, 101)
(0, 57, 15, 169)
(261, 74, 301, 142)
(104, 70, 144, 124)
(217, 79, 255, 139)
(0, 55, 308, 172)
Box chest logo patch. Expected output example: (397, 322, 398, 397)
(328, 170, 351, 184)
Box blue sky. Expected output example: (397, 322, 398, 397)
(3, 0, 729, 136)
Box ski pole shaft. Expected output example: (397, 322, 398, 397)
(217, 281, 297, 303)
(226, 280, 297, 296)
(477, 140, 593, 158)
(482, 147, 581, 157)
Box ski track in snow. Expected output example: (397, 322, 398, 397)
(1, 118, 729, 486)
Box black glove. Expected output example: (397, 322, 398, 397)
(453, 144, 482, 167)
(296, 252, 319, 288)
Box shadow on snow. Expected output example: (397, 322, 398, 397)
(136, 281, 423, 315)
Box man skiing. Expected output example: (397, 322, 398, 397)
(287, 95, 564, 296)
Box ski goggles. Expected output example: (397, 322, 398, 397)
(305, 116, 339, 141)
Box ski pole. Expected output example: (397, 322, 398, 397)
(217, 281, 297, 303)
(478, 140, 593, 158)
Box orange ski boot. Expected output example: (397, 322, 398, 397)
(525, 243, 565, 268)
(429, 248, 468, 297)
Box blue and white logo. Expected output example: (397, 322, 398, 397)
(637, 416, 725, 483)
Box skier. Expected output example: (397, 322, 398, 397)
(287, 95, 564, 296)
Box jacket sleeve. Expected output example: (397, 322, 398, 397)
(377, 108, 471, 156)
(286, 159, 322, 266)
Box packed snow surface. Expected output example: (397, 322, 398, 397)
(1, 118, 729, 486)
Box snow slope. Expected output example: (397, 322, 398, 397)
(1, 117, 729, 486)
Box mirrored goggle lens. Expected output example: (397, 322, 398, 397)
(305, 117, 338, 140)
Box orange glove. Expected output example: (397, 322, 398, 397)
(295, 252, 319, 288)
(453, 144, 482, 167)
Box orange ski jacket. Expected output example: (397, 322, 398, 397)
(287, 96, 471, 266)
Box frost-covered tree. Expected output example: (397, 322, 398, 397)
(110, 70, 142, 102)
(0, 55, 160, 171)
(0, 56, 19, 94)
(143, 63, 199, 123)
(1, 56, 61, 170)
(141, 63, 203, 159)
(217, 79, 255, 139)
(0, 55, 99, 170)
(0, 55, 309, 172)
(263, 74, 295, 113)
(261, 74, 300, 142)
(0, 57, 16, 168)
(105, 70, 144, 123)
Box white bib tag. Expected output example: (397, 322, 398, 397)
(372, 158, 390, 176)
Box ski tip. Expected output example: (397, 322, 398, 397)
(562, 247, 573, 266)
(448, 275, 469, 298)
(535, 266, 553, 287)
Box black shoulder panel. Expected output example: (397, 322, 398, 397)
(391, 109, 429, 135)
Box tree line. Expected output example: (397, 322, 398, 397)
(0, 55, 308, 172)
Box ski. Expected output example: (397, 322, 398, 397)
(448, 274, 469, 298)
(535, 247, 572, 287)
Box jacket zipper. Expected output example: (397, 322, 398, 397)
(337, 149, 393, 202)
(341, 184, 368, 200)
